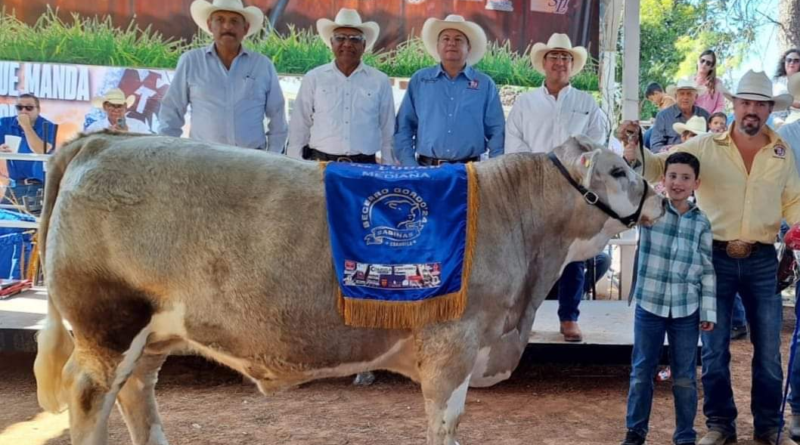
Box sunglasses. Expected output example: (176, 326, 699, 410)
(787, 57, 800, 64)
(15, 105, 36, 111)
(545, 54, 573, 62)
(332, 34, 365, 44)
(699, 58, 715, 67)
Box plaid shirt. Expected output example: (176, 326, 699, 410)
(631, 200, 717, 323)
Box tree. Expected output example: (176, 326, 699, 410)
(779, 0, 800, 50)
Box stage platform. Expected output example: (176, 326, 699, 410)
(0, 290, 643, 363)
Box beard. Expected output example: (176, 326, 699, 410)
(739, 115, 762, 136)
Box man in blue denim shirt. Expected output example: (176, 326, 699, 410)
(0, 94, 56, 210)
(394, 15, 504, 166)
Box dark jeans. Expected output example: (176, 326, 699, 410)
(787, 284, 800, 414)
(732, 294, 746, 329)
(584, 252, 612, 294)
(626, 305, 700, 444)
(556, 261, 586, 322)
(701, 245, 783, 437)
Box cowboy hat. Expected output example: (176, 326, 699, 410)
(91, 88, 135, 109)
(672, 115, 708, 136)
(317, 9, 380, 52)
(724, 70, 792, 111)
(788, 72, 800, 101)
(421, 15, 487, 66)
(530, 33, 587, 77)
(666, 78, 706, 97)
(190, 0, 264, 38)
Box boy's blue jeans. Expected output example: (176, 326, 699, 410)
(702, 246, 783, 437)
(626, 305, 700, 444)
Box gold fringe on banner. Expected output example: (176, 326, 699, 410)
(335, 162, 480, 329)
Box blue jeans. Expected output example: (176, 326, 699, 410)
(557, 261, 586, 322)
(732, 294, 747, 329)
(701, 245, 783, 437)
(584, 252, 611, 294)
(626, 305, 700, 444)
(788, 285, 800, 414)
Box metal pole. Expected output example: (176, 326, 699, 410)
(621, 0, 640, 121)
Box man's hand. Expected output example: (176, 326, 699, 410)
(700, 321, 715, 332)
(618, 120, 640, 162)
(17, 114, 32, 131)
(0, 144, 11, 153)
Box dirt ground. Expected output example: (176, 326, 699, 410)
(1, 309, 799, 445)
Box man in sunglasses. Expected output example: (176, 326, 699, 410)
(504, 33, 609, 343)
(287, 8, 394, 164)
(0, 93, 56, 212)
(159, 0, 287, 152)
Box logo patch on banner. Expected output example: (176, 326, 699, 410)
(324, 163, 479, 329)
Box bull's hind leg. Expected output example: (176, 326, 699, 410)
(416, 329, 477, 445)
(116, 353, 170, 445)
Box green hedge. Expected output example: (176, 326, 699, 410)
(0, 7, 598, 90)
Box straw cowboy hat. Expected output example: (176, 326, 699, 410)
(190, 0, 264, 38)
(91, 88, 135, 109)
(421, 15, 487, 66)
(530, 33, 587, 77)
(317, 8, 380, 52)
(666, 78, 706, 97)
(724, 69, 792, 111)
(672, 115, 708, 136)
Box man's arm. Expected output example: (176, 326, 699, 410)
(585, 103, 610, 145)
(378, 78, 396, 164)
(264, 62, 288, 153)
(781, 149, 800, 225)
(503, 100, 530, 154)
(393, 79, 420, 166)
(619, 121, 703, 182)
(699, 219, 717, 324)
(484, 81, 505, 158)
(18, 115, 47, 154)
(286, 75, 314, 160)
(158, 54, 191, 137)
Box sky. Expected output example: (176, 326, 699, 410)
(731, 0, 781, 80)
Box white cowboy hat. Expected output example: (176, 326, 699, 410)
(530, 33, 587, 77)
(91, 88, 135, 109)
(672, 115, 708, 136)
(666, 78, 706, 97)
(317, 9, 380, 52)
(421, 15, 487, 66)
(190, 0, 264, 38)
(724, 70, 792, 111)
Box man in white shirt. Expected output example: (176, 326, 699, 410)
(504, 33, 609, 342)
(287, 9, 394, 164)
(85, 89, 151, 134)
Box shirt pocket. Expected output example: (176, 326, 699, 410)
(314, 86, 340, 114)
(355, 89, 380, 117)
(567, 109, 591, 135)
(238, 75, 267, 107)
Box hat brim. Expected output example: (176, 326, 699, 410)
(672, 122, 707, 135)
(421, 18, 487, 66)
(666, 85, 707, 97)
(316, 19, 380, 52)
(190, 0, 264, 38)
(91, 94, 136, 109)
(530, 43, 587, 77)
(723, 91, 793, 111)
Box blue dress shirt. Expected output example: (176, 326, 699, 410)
(158, 44, 288, 152)
(394, 65, 505, 166)
(0, 116, 56, 182)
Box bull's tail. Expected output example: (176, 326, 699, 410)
(34, 135, 90, 413)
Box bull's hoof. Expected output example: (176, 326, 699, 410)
(352, 371, 376, 386)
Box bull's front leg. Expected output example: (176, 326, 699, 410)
(416, 325, 477, 445)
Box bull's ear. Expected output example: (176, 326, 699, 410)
(573, 135, 598, 152)
(575, 149, 602, 188)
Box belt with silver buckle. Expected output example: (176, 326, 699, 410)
(712, 240, 764, 259)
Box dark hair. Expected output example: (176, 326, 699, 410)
(698, 49, 717, 95)
(665, 152, 700, 179)
(644, 82, 664, 98)
(709, 112, 727, 122)
(18, 93, 40, 108)
(775, 48, 800, 79)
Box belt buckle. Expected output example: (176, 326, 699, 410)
(726, 240, 753, 259)
(336, 156, 352, 163)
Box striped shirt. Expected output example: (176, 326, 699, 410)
(632, 200, 717, 323)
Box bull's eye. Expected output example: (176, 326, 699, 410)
(610, 167, 627, 179)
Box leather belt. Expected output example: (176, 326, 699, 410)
(418, 155, 480, 166)
(306, 148, 376, 164)
(712, 240, 770, 259)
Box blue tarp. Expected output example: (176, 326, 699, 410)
(0, 209, 35, 280)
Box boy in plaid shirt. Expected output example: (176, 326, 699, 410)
(621, 152, 717, 445)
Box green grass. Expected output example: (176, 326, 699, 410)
(0, 7, 599, 90)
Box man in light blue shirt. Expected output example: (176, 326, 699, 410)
(394, 15, 504, 166)
(159, 0, 288, 152)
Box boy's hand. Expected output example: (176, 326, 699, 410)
(700, 321, 715, 332)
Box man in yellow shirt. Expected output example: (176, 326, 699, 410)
(620, 70, 799, 445)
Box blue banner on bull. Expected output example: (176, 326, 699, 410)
(324, 162, 479, 329)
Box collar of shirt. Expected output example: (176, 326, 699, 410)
(9, 116, 46, 133)
(433, 64, 475, 81)
(714, 122, 781, 151)
(540, 83, 573, 102)
(666, 199, 699, 218)
(204, 43, 251, 59)
(323, 61, 368, 78)
(671, 104, 702, 119)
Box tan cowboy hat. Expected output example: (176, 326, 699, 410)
(317, 9, 380, 52)
(666, 78, 706, 97)
(190, 0, 264, 38)
(421, 15, 487, 66)
(530, 33, 587, 77)
(672, 115, 708, 136)
(788, 72, 800, 101)
(724, 70, 792, 111)
(91, 88, 135, 109)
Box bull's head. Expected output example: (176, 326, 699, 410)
(551, 135, 666, 230)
